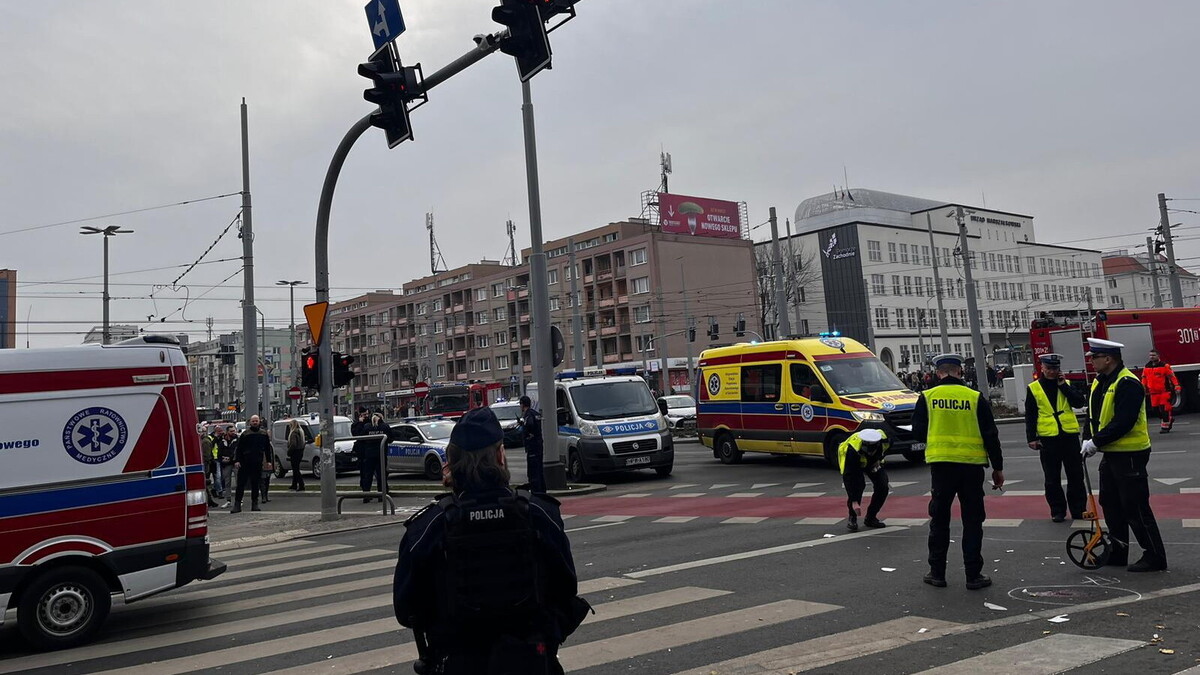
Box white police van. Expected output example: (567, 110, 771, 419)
(528, 368, 673, 482)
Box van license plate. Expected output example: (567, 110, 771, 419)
(626, 456, 651, 466)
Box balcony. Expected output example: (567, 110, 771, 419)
(599, 297, 615, 308)
(453, 303, 465, 312)
(603, 354, 620, 364)
(601, 325, 618, 336)
(617, 294, 628, 305)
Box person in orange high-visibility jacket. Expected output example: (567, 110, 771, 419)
(1141, 349, 1179, 434)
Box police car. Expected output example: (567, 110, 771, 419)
(490, 400, 525, 448)
(387, 417, 455, 480)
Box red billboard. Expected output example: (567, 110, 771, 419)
(658, 193, 742, 239)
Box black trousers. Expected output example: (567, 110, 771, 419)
(1039, 435, 1087, 518)
(843, 466, 889, 519)
(525, 438, 545, 493)
(437, 638, 563, 675)
(928, 463, 986, 578)
(289, 456, 305, 489)
(1098, 450, 1167, 564)
(235, 464, 263, 506)
(360, 459, 383, 493)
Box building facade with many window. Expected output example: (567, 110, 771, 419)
(1101, 251, 1198, 310)
(771, 189, 1105, 372)
(320, 220, 758, 411)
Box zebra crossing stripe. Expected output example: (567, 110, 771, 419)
(559, 599, 839, 671)
(156, 558, 395, 604)
(656, 516, 700, 523)
(577, 576, 643, 594)
(213, 548, 393, 583)
(914, 633, 1144, 674)
(983, 519, 1023, 527)
(669, 615, 960, 674)
(582, 586, 732, 623)
(262, 643, 420, 675)
(214, 543, 350, 567)
(1183, 519, 1200, 527)
(794, 517, 842, 525)
(215, 538, 323, 558)
(722, 516, 769, 524)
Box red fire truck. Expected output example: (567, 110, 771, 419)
(425, 381, 505, 419)
(1030, 308, 1200, 411)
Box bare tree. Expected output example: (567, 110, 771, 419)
(755, 241, 820, 338)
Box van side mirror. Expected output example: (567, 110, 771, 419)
(557, 407, 570, 426)
(657, 399, 669, 416)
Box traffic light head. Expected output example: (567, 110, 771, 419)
(735, 314, 746, 336)
(333, 352, 357, 388)
(492, 0, 552, 81)
(358, 51, 414, 148)
(1154, 239, 1165, 256)
(687, 326, 696, 342)
(301, 349, 320, 389)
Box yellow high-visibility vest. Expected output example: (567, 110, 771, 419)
(1027, 381, 1080, 437)
(1090, 368, 1150, 452)
(923, 384, 987, 465)
(837, 430, 890, 474)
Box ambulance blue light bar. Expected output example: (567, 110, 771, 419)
(818, 331, 842, 338)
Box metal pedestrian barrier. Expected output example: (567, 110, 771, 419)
(335, 433, 396, 515)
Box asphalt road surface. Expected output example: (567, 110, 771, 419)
(2, 420, 1197, 673)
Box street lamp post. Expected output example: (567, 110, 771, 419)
(277, 280, 308, 416)
(255, 307, 270, 421)
(80, 226, 133, 344)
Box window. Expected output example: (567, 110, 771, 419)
(436, 365, 446, 378)
(874, 307, 890, 329)
(903, 276, 913, 295)
(469, 360, 476, 373)
(417, 303, 427, 316)
(435, 343, 445, 355)
(894, 308, 904, 326)
(868, 240, 882, 262)
(432, 299, 443, 312)
(497, 355, 509, 370)
(741, 364, 782, 403)
(477, 335, 490, 349)
(888, 242, 897, 263)
(634, 305, 652, 323)
(475, 287, 487, 302)
(547, 269, 559, 285)
(926, 277, 935, 297)
(493, 307, 507, 321)
(549, 297, 560, 311)
(478, 358, 491, 371)
(631, 277, 650, 294)
(942, 248, 951, 267)
(892, 275, 901, 295)
(907, 308, 917, 329)
(475, 311, 488, 325)
(915, 278, 924, 296)
(1107, 278, 1117, 289)
(495, 331, 508, 345)
(636, 335, 654, 352)
(491, 283, 505, 298)
(790, 363, 826, 401)
(433, 320, 443, 334)
(871, 274, 885, 295)
(1091, 263, 1100, 279)
(630, 248, 648, 266)
(900, 243, 910, 264)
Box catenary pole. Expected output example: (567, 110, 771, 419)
(955, 206, 988, 392)
(926, 212, 951, 353)
(240, 99, 259, 419)
(1158, 193, 1183, 307)
(769, 207, 791, 337)
(1147, 236, 1163, 308)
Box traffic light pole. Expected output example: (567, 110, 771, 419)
(314, 36, 504, 521)
(520, 79, 566, 490)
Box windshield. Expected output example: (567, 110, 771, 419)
(662, 395, 695, 409)
(305, 421, 353, 440)
(491, 405, 522, 421)
(815, 357, 907, 396)
(571, 381, 659, 421)
(429, 392, 469, 413)
(417, 421, 455, 441)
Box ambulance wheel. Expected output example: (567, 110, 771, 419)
(274, 455, 287, 479)
(424, 454, 442, 481)
(824, 433, 847, 469)
(18, 565, 111, 651)
(311, 458, 322, 480)
(566, 449, 587, 483)
(715, 433, 742, 464)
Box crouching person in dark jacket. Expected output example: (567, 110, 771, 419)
(393, 407, 590, 675)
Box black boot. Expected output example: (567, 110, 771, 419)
(230, 503, 242, 514)
(251, 501, 261, 512)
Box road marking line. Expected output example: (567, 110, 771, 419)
(1155, 477, 1191, 485)
(214, 539, 321, 558)
(721, 516, 768, 524)
(670, 492, 706, 498)
(568, 522, 627, 533)
(559, 599, 840, 671)
(1183, 519, 1200, 528)
(995, 490, 1046, 496)
(914, 633, 1144, 674)
(983, 519, 1023, 527)
(561, 514, 577, 519)
(889, 481, 919, 488)
(793, 482, 823, 488)
(577, 576, 643, 594)
(626, 527, 899, 578)
(786, 492, 825, 497)
(148, 558, 395, 605)
(592, 515, 634, 522)
(209, 549, 392, 583)
(709, 483, 740, 489)
(668, 615, 960, 674)
(727, 492, 764, 498)
(617, 493, 653, 498)
(887, 518, 930, 526)
(655, 516, 699, 523)
(795, 517, 843, 525)
(1181, 487, 1200, 494)
(584, 586, 731, 623)
(216, 543, 350, 567)
(751, 482, 780, 489)
(668, 483, 700, 489)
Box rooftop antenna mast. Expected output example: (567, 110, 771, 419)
(427, 212, 447, 275)
(503, 219, 519, 267)
(660, 150, 672, 194)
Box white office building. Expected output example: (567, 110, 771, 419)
(764, 188, 1106, 372)
(1101, 250, 1199, 310)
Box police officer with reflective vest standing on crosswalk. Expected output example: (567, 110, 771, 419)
(1080, 338, 1168, 572)
(393, 407, 591, 674)
(838, 428, 890, 532)
(1025, 353, 1087, 522)
(912, 354, 1005, 590)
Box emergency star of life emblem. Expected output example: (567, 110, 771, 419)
(707, 373, 721, 396)
(63, 407, 129, 465)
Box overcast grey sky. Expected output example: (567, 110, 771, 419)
(3, 1, 1198, 347)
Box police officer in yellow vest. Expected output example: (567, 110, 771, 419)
(1080, 338, 1168, 572)
(838, 429, 890, 532)
(1025, 353, 1087, 522)
(912, 354, 1004, 590)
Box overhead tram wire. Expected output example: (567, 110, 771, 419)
(0, 192, 242, 238)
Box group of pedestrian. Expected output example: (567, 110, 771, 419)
(840, 338, 1167, 591)
(198, 415, 274, 514)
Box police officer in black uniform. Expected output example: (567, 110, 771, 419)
(519, 395, 546, 493)
(393, 407, 589, 674)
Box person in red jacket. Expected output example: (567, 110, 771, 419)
(1141, 349, 1179, 433)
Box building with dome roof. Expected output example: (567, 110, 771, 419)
(757, 188, 1105, 372)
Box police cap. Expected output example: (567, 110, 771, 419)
(1039, 353, 1063, 367)
(857, 429, 884, 445)
(449, 406, 504, 452)
(933, 353, 963, 368)
(1085, 338, 1123, 357)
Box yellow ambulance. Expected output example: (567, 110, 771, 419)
(696, 337, 922, 467)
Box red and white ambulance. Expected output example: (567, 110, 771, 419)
(0, 336, 225, 650)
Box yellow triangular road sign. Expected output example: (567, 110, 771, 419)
(303, 301, 329, 347)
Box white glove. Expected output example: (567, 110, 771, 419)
(1080, 439, 1097, 458)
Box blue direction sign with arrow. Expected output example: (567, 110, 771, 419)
(365, 0, 406, 51)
